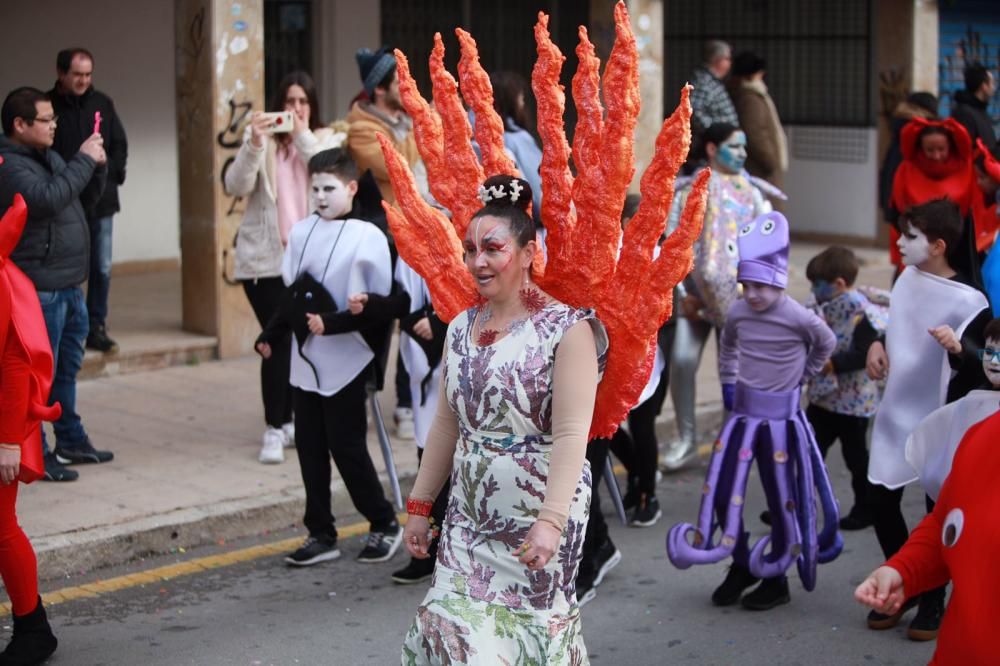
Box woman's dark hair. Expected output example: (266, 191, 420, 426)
(699, 122, 740, 161)
(732, 52, 765, 77)
(917, 124, 957, 155)
(271, 71, 321, 130)
(984, 317, 1000, 343)
(805, 246, 859, 286)
(471, 175, 535, 247)
(490, 71, 531, 132)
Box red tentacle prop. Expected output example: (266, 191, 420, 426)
(456, 29, 518, 179)
(378, 134, 477, 322)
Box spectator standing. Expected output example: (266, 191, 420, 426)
(728, 52, 788, 195)
(47, 47, 128, 354)
(224, 71, 344, 465)
(688, 40, 738, 166)
(490, 71, 543, 223)
(0, 87, 114, 482)
(879, 92, 938, 223)
(951, 63, 997, 153)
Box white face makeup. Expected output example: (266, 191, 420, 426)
(982, 337, 1000, 388)
(896, 223, 931, 266)
(311, 172, 353, 220)
(463, 216, 518, 297)
(742, 282, 783, 312)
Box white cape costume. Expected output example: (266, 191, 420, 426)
(868, 267, 988, 488)
(395, 259, 440, 448)
(905, 389, 1000, 500)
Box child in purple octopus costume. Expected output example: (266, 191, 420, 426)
(667, 211, 840, 610)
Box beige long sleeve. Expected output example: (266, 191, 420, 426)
(537, 320, 599, 531)
(408, 352, 459, 503)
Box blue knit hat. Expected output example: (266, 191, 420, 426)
(736, 211, 790, 289)
(356, 46, 396, 97)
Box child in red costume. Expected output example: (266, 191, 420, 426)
(972, 138, 1000, 254)
(855, 409, 1000, 665)
(888, 117, 976, 272)
(0, 190, 62, 664)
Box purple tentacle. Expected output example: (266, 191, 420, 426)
(795, 412, 843, 563)
(791, 416, 820, 591)
(748, 420, 800, 579)
(667, 417, 757, 568)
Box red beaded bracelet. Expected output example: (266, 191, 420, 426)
(406, 498, 434, 517)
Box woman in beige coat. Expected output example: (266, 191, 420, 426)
(224, 71, 344, 464)
(729, 52, 788, 195)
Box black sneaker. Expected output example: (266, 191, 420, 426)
(741, 576, 790, 611)
(629, 494, 662, 527)
(54, 440, 114, 465)
(284, 535, 341, 566)
(907, 595, 945, 641)
(42, 453, 78, 482)
(867, 596, 919, 629)
(622, 476, 640, 512)
(86, 325, 119, 353)
(592, 538, 622, 587)
(711, 564, 759, 606)
(576, 573, 597, 607)
(838, 507, 873, 531)
(357, 522, 403, 563)
(391, 556, 435, 584)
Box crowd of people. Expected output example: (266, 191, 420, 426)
(0, 23, 997, 666)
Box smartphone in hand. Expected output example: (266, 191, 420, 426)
(259, 111, 294, 134)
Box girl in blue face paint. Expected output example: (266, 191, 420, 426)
(708, 129, 748, 174)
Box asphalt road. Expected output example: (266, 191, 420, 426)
(10, 451, 936, 666)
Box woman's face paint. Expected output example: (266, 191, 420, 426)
(714, 131, 747, 174)
(896, 222, 931, 266)
(982, 338, 1000, 387)
(463, 215, 520, 298)
(742, 281, 783, 312)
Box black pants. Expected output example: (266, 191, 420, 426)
(417, 447, 450, 556)
(293, 374, 396, 539)
(243, 278, 293, 428)
(395, 350, 412, 409)
(868, 484, 947, 605)
(579, 438, 611, 580)
(806, 405, 872, 514)
(627, 378, 668, 496)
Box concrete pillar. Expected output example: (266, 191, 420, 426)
(175, 0, 263, 358)
(627, 0, 664, 192)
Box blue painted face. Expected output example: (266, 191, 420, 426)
(715, 131, 747, 174)
(811, 280, 836, 304)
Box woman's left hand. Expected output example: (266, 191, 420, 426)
(516, 520, 561, 570)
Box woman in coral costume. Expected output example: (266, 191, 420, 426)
(0, 191, 62, 665)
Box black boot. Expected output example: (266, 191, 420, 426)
(0, 596, 58, 665)
(741, 576, 791, 611)
(711, 564, 759, 606)
(907, 589, 946, 641)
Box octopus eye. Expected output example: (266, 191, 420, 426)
(725, 239, 738, 257)
(739, 222, 756, 237)
(761, 219, 776, 235)
(942, 508, 964, 547)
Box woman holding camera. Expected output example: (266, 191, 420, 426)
(224, 71, 344, 465)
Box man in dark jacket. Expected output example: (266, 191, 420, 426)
(48, 47, 128, 353)
(951, 63, 997, 153)
(0, 86, 114, 481)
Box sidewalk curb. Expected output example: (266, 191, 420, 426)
(33, 400, 726, 581)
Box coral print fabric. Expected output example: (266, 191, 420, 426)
(402, 302, 604, 666)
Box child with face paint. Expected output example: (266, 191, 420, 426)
(256, 148, 403, 566)
(864, 198, 990, 640)
(802, 247, 888, 531)
(668, 212, 839, 611)
(662, 122, 786, 471)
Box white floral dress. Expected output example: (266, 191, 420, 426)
(402, 302, 606, 666)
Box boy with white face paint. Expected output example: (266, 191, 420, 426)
(863, 198, 991, 640)
(256, 148, 402, 567)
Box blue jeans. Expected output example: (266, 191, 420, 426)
(86, 215, 113, 328)
(37, 287, 90, 454)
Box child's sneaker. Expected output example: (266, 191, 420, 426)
(592, 538, 622, 586)
(259, 427, 285, 464)
(629, 494, 662, 527)
(741, 576, 790, 610)
(391, 557, 435, 584)
(281, 422, 296, 448)
(357, 522, 403, 563)
(285, 536, 340, 566)
(394, 407, 415, 440)
(711, 564, 759, 606)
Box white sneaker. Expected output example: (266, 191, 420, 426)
(394, 407, 415, 440)
(660, 439, 696, 472)
(281, 422, 295, 448)
(259, 427, 285, 464)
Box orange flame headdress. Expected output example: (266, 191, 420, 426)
(378, 2, 708, 439)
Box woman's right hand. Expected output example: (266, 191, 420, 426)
(404, 515, 432, 559)
(249, 112, 270, 148)
(0, 445, 20, 485)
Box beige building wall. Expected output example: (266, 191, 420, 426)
(314, 0, 382, 123)
(0, 0, 181, 269)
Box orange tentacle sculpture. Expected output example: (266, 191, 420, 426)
(456, 28, 518, 179)
(378, 133, 477, 322)
(379, 1, 704, 439)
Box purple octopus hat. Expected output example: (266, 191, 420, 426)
(736, 211, 789, 289)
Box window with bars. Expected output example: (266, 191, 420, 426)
(939, 0, 1000, 135)
(664, 0, 874, 127)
